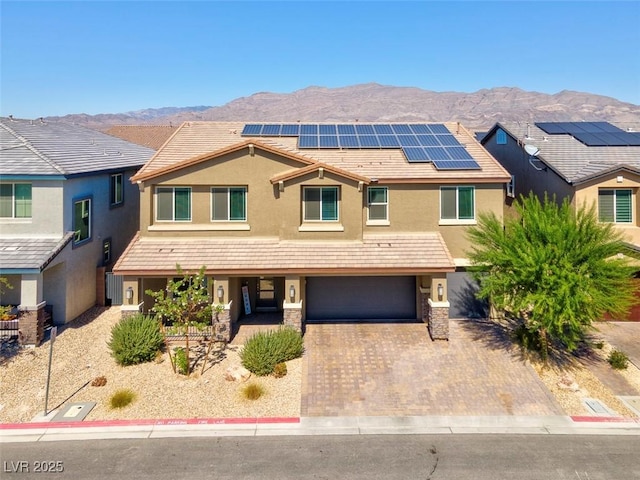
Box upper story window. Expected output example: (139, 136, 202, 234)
(156, 187, 191, 222)
(496, 128, 507, 145)
(440, 186, 475, 223)
(73, 197, 92, 244)
(110, 173, 124, 206)
(303, 186, 339, 222)
(599, 189, 632, 223)
(367, 186, 388, 222)
(0, 183, 32, 218)
(211, 187, 247, 221)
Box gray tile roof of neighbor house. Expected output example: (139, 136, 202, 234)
(0, 233, 74, 272)
(0, 117, 155, 176)
(487, 121, 640, 184)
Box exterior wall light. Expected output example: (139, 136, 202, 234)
(289, 285, 296, 302)
(126, 286, 134, 304)
(217, 285, 224, 303)
(437, 283, 444, 301)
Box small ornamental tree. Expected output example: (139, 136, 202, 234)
(145, 265, 214, 375)
(467, 193, 637, 359)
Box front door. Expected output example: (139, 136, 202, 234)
(256, 277, 277, 312)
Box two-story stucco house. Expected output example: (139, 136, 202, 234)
(482, 121, 640, 319)
(0, 117, 154, 344)
(113, 122, 510, 340)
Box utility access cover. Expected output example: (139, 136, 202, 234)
(582, 398, 613, 416)
(51, 402, 96, 422)
(618, 396, 640, 416)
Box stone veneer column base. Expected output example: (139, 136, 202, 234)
(213, 301, 233, 342)
(283, 301, 303, 332)
(427, 298, 450, 341)
(120, 303, 144, 319)
(19, 301, 46, 346)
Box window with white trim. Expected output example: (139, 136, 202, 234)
(156, 187, 191, 221)
(367, 186, 388, 221)
(211, 187, 247, 221)
(73, 197, 91, 244)
(599, 189, 632, 223)
(303, 186, 339, 221)
(440, 186, 475, 221)
(0, 183, 32, 218)
(110, 173, 124, 206)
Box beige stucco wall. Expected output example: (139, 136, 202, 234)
(576, 171, 640, 247)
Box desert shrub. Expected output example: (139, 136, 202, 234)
(174, 347, 189, 375)
(273, 362, 287, 378)
(242, 382, 265, 400)
(110, 389, 136, 409)
(107, 313, 164, 366)
(608, 349, 629, 370)
(91, 376, 107, 387)
(240, 327, 304, 376)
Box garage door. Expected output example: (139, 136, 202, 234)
(306, 276, 416, 321)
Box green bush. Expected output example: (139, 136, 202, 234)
(174, 347, 189, 375)
(107, 314, 164, 366)
(240, 327, 304, 376)
(608, 349, 629, 370)
(242, 382, 265, 400)
(110, 389, 136, 409)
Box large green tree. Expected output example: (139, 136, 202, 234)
(467, 193, 637, 356)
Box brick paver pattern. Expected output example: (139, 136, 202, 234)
(301, 320, 564, 417)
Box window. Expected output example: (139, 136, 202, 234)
(156, 187, 191, 221)
(496, 128, 507, 145)
(368, 186, 388, 221)
(110, 173, 124, 206)
(303, 186, 338, 221)
(211, 187, 246, 221)
(506, 175, 516, 198)
(440, 186, 475, 221)
(599, 189, 632, 223)
(73, 198, 91, 244)
(0, 183, 32, 218)
(103, 238, 112, 265)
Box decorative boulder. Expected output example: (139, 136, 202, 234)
(224, 365, 251, 382)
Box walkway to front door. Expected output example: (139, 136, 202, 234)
(301, 321, 563, 417)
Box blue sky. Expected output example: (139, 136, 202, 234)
(1, 1, 639, 118)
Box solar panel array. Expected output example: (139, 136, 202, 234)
(240, 123, 481, 170)
(535, 122, 640, 147)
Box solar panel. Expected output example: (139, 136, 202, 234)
(535, 123, 567, 134)
(359, 135, 380, 147)
(429, 124, 450, 134)
(409, 124, 431, 134)
(319, 124, 336, 135)
(396, 135, 419, 147)
(242, 124, 263, 135)
(436, 135, 462, 146)
(416, 134, 440, 146)
(355, 124, 375, 135)
(433, 159, 481, 170)
(281, 124, 300, 136)
(373, 124, 393, 135)
(378, 135, 400, 147)
(445, 147, 474, 160)
(402, 147, 430, 162)
(424, 147, 451, 161)
(319, 135, 338, 148)
(262, 124, 281, 136)
(391, 124, 413, 135)
(338, 124, 356, 135)
(629, 133, 640, 146)
(301, 124, 318, 135)
(298, 135, 318, 148)
(338, 135, 359, 148)
(592, 122, 625, 133)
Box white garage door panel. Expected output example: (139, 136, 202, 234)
(306, 276, 416, 321)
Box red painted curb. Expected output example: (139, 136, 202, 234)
(0, 417, 301, 430)
(571, 415, 640, 423)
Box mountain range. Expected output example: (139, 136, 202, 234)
(44, 83, 640, 132)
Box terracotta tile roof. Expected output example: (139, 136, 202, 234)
(113, 233, 455, 276)
(133, 122, 511, 184)
(105, 125, 178, 151)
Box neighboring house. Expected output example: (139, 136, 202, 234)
(0, 117, 154, 344)
(113, 122, 510, 340)
(482, 121, 640, 320)
(105, 125, 177, 151)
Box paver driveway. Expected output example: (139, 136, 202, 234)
(301, 319, 563, 417)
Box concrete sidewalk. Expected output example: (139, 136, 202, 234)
(2, 415, 639, 443)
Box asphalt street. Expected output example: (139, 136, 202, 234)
(2, 434, 639, 480)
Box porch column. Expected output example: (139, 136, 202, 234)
(428, 275, 449, 340)
(19, 274, 45, 346)
(213, 277, 232, 342)
(120, 277, 142, 318)
(283, 276, 303, 332)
